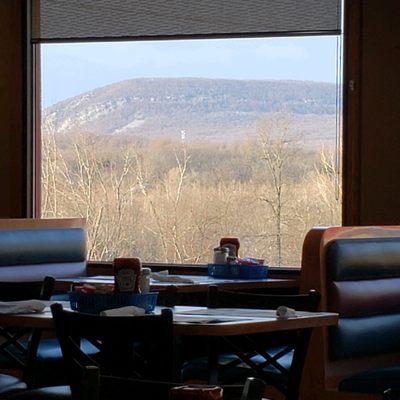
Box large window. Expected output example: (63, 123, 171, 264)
(40, 36, 342, 265)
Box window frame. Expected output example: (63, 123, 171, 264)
(30, 3, 349, 268)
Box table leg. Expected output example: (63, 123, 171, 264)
(207, 337, 219, 384)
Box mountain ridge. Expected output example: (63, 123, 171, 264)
(43, 77, 337, 145)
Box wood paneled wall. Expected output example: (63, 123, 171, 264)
(343, 0, 400, 225)
(0, 1, 27, 218)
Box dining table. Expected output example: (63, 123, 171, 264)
(56, 274, 298, 294)
(0, 302, 337, 384)
(0, 303, 336, 334)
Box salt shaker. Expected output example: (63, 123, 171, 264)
(213, 247, 229, 264)
(139, 267, 151, 293)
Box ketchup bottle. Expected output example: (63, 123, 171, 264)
(113, 257, 142, 293)
(220, 237, 240, 257)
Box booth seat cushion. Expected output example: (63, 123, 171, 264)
(32, 339, 99, 387)
(330, 315, 400, 360)
(339, 366, 400, 394)
(326, 238, 400, 282)
(37, 338, 99, 363)
(182, 347, 293, 383)
(0, 228, 86, 280)
(6, 386, 71, 400)
(326, 237, 400, 361)
(0, 375, 26, 395)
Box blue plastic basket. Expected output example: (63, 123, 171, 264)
(208, 264, 268, 280)
(69, 292, 158, 315)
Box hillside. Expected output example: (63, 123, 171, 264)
(43, 78, 338, 145)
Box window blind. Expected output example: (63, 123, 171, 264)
(32, 0, 341, 43)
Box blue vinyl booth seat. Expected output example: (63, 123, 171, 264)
(0, 228, 86, 281)
(0, 221, 99, 387)
(326, 237, 400, 394)
(182, 346, 293, 383)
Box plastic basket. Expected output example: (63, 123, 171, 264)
(69, 292, 158, 315)
(207, 264, 268, 280)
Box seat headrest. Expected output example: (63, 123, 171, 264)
(0, 228, 86, 266)
(326, 237, 400, 282)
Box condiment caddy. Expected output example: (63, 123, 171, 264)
(208, 237, 268, 279)
(69, 257, 157, 314)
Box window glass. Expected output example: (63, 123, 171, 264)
(41, 36, 342, 265)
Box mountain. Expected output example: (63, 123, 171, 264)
(43, 78, 338, 145)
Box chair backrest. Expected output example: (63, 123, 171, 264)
(0, 218, 87, 281)
(300, 226, 400, 397)
(240, 377, 266, 400)
(51, 303, 175, 397)
(74, 364, 100, 400)
(0, 276, 55, 301)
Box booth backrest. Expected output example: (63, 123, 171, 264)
(299, 226, 400, 398)
(326, 237, 400, 360)
(0, 218, 87, 281)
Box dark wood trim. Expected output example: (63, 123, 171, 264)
(22, 0, 32, 217)
(86, 261, 301, 279)
(0, 1, 25, 217)
(22, 0, 37, 218)
(33, 43, 41, 217)
(31, 30, 341, 45)
(342, 0, 363, 225)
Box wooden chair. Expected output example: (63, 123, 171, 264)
(0, 277, 55, 395)
(299, 226, 400, 400)
(384, 389, 400, 400)
(239, 377, 267, 400)
(7, 305, 176, 400)
(0, 276, 55, 370)
(51, 303, 175, 380)
(183, 286, 320, 400)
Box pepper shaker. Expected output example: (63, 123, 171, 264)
(213, 246, 229, 264)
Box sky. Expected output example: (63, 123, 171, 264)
(41, 36, 340, 108)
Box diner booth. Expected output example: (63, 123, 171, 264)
(1, 0, 400, 399)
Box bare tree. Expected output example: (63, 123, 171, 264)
(257, 113, 296, 266)
(41, 128, 340, 267)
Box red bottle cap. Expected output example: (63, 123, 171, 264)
(220, 237, 240, 257)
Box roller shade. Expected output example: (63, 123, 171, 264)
(32, 0, 342, 43)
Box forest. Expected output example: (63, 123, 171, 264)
(41, 112, 341, 266)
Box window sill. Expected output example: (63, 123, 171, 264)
(86, 261, 301, 279)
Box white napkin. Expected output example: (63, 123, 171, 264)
(276, 306, 297, 319)
(151, 271, 195, 284)
(100, 306, 146, 317)
(0, 300, 46, 314)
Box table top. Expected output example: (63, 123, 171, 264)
(0, 304, 337, 337)
(58, 274, 298, 293)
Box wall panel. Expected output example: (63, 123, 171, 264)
(359, 0, 400, 224)
(343, 0, 400, 225)
(0, 1, 26, 218)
